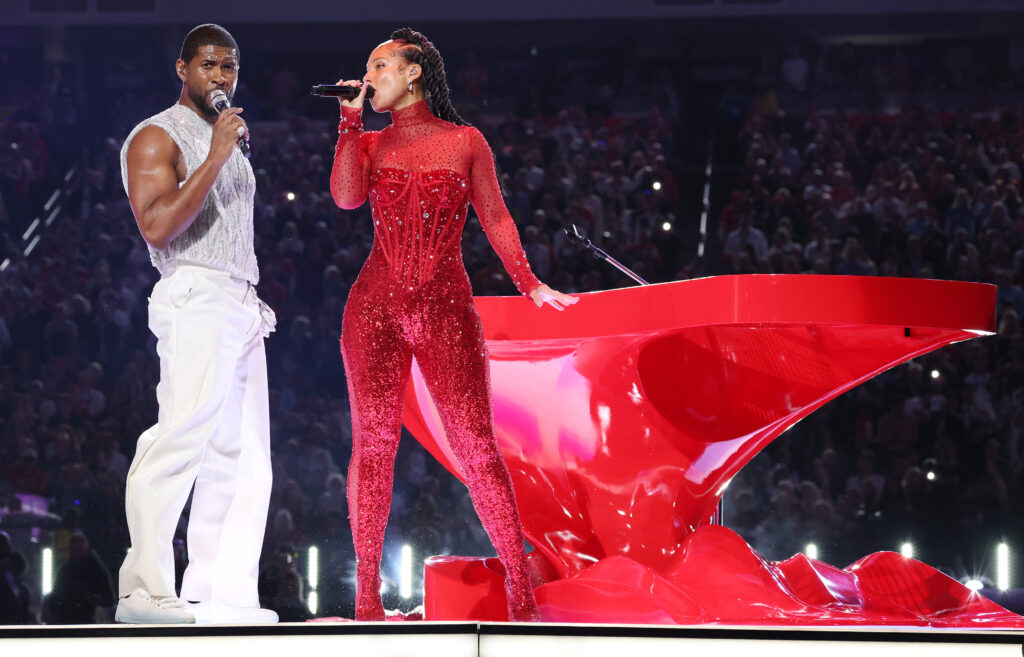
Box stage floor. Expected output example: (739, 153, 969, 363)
(1, 622, 1023, 656)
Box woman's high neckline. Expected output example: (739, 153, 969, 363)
(390, 100, 435, 128)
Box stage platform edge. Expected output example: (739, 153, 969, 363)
(1, 621, 1022, 656)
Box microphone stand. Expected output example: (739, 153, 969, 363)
(562, 223, 726, 527)
(563, 224, 649, 286)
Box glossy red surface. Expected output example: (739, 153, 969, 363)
(424, 527, 1024, 626)
(405, 275, 1015, 625)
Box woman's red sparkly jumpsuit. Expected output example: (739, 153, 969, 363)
(330, 100, 541, 621)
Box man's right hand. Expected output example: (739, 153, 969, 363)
(210, 106, 247, 165)
(336, 79, 367, 110)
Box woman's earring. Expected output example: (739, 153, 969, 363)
(407, 80, 414, 93)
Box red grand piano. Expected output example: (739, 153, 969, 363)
(402, 275, 1022, 627)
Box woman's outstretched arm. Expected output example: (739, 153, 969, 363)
(468, 127, 578, 310)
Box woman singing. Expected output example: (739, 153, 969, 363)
(330, 28, 577, 622)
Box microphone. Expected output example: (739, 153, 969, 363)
(564, 224, 589, 246)
(310, 84, 375, 99)
(564, 224, 649, 285)
(209, 90, 250, 159)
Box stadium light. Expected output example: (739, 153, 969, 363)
(997, 543, 1010, 591)
(307, 546, 319, 613)
(400, 544, 413, 599)
(41, 548, 53, 595)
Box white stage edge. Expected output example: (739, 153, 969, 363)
(1, 622, 1022, 656)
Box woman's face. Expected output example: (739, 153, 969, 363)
(363, 41, 418, 112)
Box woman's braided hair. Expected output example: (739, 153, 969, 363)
(390, 28, 510, 194)
(390, 27, 469, 127)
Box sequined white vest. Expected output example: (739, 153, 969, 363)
(120, 103, 258, 284)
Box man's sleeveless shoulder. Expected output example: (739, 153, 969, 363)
(120, 106, 182, 194)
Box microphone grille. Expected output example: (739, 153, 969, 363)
(209, 89, 228, 104)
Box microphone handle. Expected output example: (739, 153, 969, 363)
(212, 99, 251, 159)
(310, 84, 375, 99)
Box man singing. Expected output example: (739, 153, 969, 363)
(115, 23, 276, 624)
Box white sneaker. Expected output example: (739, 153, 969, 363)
(115, 590, 196, 624)
(186, 601, 279, 624)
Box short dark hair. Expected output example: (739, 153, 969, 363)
(180, 23, 238, 63)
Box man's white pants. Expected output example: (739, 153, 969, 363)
(119, 266, 272, 608)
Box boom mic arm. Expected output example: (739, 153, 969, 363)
(564, 224, 649, 286)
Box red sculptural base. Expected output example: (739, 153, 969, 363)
(406, 276, 1014, 628)
(425, 526, 1024, 628)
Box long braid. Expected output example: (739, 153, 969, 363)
(390, 27, 507, 194)
(390, 27, 469, 127)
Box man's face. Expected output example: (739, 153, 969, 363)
(177, 45, 239, 118)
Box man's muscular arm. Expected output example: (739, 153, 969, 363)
(125, 107, 246, 250)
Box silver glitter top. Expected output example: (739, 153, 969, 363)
(120, 103, 258, 284)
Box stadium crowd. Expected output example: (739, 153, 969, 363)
(1, 31, 1023, 622)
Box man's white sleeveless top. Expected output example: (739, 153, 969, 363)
(120, 103, 258, 284)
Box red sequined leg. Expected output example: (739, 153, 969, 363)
(460, 445, 540, 622)
(341, 298, 413, 622)
(415, 301, 540, 622)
